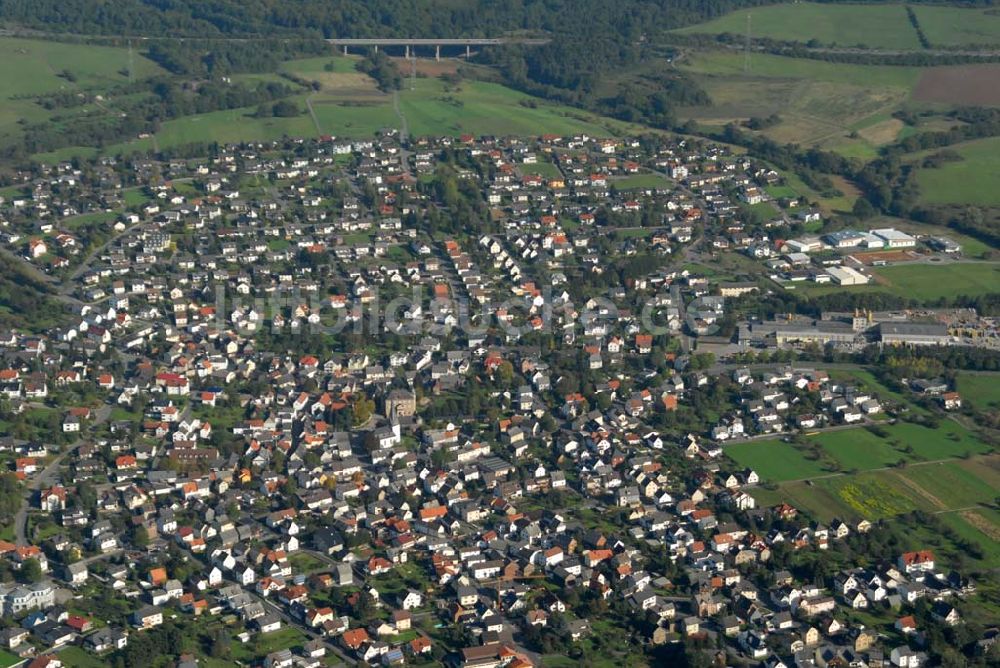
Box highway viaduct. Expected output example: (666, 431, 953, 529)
(325, 37, 550, 60)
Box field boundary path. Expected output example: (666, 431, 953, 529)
(305, 95, 322, 136)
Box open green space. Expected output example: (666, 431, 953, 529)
(817, 420, 991, 467)
(58, 646, 108, 668)
(397, 78, 620, 138)
(677, 49, 917, 156)
(732, 419, 992, 485)
(938, 507, 1000, 568)
(912, 136, 1000, 206)
(897, 461, 998, 509)
(613, 173, 672, 190)
(679, 50, 921, 89)
(0, 37, 162, 96)
(288, 552, 326, 574)
(910, 5, 1000, 47)
(873, 262, 1000, 300)
(34, 73, 628, 162)
(752, 455, 998, 523)
(520, 161, 563, 179)
(726, 439, 832, 481)
(956, 372, 1000, 412)
(787, 262, 1000, 301)
(282, 55, 359, 75)
(675, 3, 922, 49)
(0, 37, 163, 145)
(812, 428, 910, 471)
(233, 627, 306, 659)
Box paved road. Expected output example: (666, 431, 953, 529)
(14, 403, 111, 545)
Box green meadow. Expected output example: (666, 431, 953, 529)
(873, 262, 1000, 301)
(912, 136, 1000, 206)
(730, 420, 992, 484)
(0, 37, 164, 144)
(956, 373, 1000, 412)
(34, 65, 630, 161)
(675, 2, 922, 49)
(910, 5, 1000, 47)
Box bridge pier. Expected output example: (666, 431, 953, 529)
(435, 45, 440, 61)
(343, 45, 348, 56)
(374, 45, 378, 54)
(466, 44, 471, 59)
(405, 45, 410, 59)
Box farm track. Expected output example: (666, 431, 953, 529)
(887, 469, 947, 510)
(305, 95, 322, 136)
(959, 510, 1000, 540)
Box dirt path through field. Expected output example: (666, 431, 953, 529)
(887, 469, 947, 510)
(960, 510, 1000, 542)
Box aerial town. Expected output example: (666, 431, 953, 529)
(0, 130, 995, 668)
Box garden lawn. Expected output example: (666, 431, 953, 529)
(614, 173, 671, 190)
(57, 647, 107, 668)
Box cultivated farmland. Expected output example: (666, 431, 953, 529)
(913, 64, 1000, 107)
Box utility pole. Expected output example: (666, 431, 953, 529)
(744, 13, 752, 73)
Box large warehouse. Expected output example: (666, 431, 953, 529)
(878, 322, 952, 346)
(826, 266, 870, 286)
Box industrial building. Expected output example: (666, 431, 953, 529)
(928, 237, 961, 253)
(826, 266, 869, 286)
(744, 319, 859, 346)
(878, 322, 952, 346)
(871, 228, 917, 248)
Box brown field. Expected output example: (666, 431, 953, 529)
(853, 249, 921, 265)
(306, 71, 385, 100)
(857, 118, 904, 146)
(914, 65, 1000, 106)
